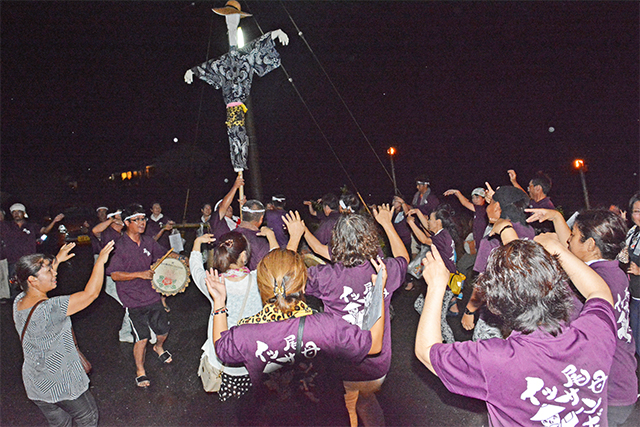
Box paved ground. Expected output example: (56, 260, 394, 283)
(2, 245, 639, 426)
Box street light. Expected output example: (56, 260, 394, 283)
(387, 147, 399, 196)
(573, 159, 590, 209)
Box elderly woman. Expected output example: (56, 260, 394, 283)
(206, 249, 386, 423)
(190, 231, 262, 400)
(13, 241, 114, 427)
(526, 208, 637, 426)
(416, 237, 618, 427)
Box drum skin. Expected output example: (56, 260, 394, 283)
(151, 258, 190, 296)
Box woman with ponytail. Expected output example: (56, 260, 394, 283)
(206, 249, 387, 423)
(190, 231, 262, 400)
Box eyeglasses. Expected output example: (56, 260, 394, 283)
(129, 217, 147, 223)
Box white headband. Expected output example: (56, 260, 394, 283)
(339, 200, 354, 212)
(416, 181, 429, 185)
(107, 210, 122, 219)
(271, 196, 285, 202)
(124, 213, 145, 221)
(242, 206, 265, 213)
(96, 206, 109, 212)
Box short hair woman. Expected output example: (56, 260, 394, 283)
(13, 241, 114, 426)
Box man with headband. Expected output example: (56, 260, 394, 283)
(1, 203, 64, 298)
(236, 200, 279, 270)
(265, 194, 288, 247)
(106, 204, 180, 388)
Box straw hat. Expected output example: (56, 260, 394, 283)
(213, 1, 252, 17)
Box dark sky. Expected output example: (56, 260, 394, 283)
(1, 1, 638, 220)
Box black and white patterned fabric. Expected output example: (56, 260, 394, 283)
(191, 32, 282, 172)
(218, 372, 251, 402)
(13, 294, 89, 403)
(225, 111, 249, 172)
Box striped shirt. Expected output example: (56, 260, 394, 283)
(13, 294, 89, 403)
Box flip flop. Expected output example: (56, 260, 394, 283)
(136, 375, 150, 388)
(158, 350, 172, 364)
(446, 299, 460, 317)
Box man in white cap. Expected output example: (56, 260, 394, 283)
(0, 203, 63, 298)
(444, 186, 489, 254)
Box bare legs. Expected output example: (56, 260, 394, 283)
(133, 333, 171, 388)
(343, 377, 386, 427)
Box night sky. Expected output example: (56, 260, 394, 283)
(1, 1, 638, 222)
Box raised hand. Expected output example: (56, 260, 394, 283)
(205, 268, 226, 305)
(372, 204, 393, 226)
(525, 208, 559, 224)
(421, 245, 450, 291)
(56, 242, 76, 264)
(96, 241, 115, 264)
(283, 211, 305, 238)
(484, 182, 495, 202)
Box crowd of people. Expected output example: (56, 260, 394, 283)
(2, 168, 639, 426)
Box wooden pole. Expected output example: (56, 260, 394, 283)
(238, 170, 244, 221)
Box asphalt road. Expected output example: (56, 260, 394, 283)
(1, 244, 638, 426)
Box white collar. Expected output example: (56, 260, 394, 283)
(150, 213, 163, 222)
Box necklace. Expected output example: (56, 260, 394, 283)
(222, 267, 250, 279)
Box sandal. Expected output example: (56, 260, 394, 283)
(157, 350, 172, 364)
(136, 375, 150, 388)
(446, 299, 460, 317)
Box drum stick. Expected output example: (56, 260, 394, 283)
(151, 248, 174, 271)
(238, 171, 244, 221)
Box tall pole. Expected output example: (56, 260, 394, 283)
(574, 159, 590, 209)
(387, 147, 399, 196)
(578, 169, 590, 209)
(245, 96, 263, 202)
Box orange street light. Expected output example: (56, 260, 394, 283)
(573, 159, 585, 170)
(387, 147, 396, 156)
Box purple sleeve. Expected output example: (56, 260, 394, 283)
(473, 236, 498, 273)
(306, 266, 321, 297)
(430, 341, 490, 401)
(105, 248, 126, 275)
(572, 298, 617, 341)
(385, 257, 408, 294)
(327, 316, 372, 364)
(215, 329, 246, 365)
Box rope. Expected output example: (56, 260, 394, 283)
(183, 12, 217, 223)
(278, 1, 395, 185)
(241, 2, 366, 205)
